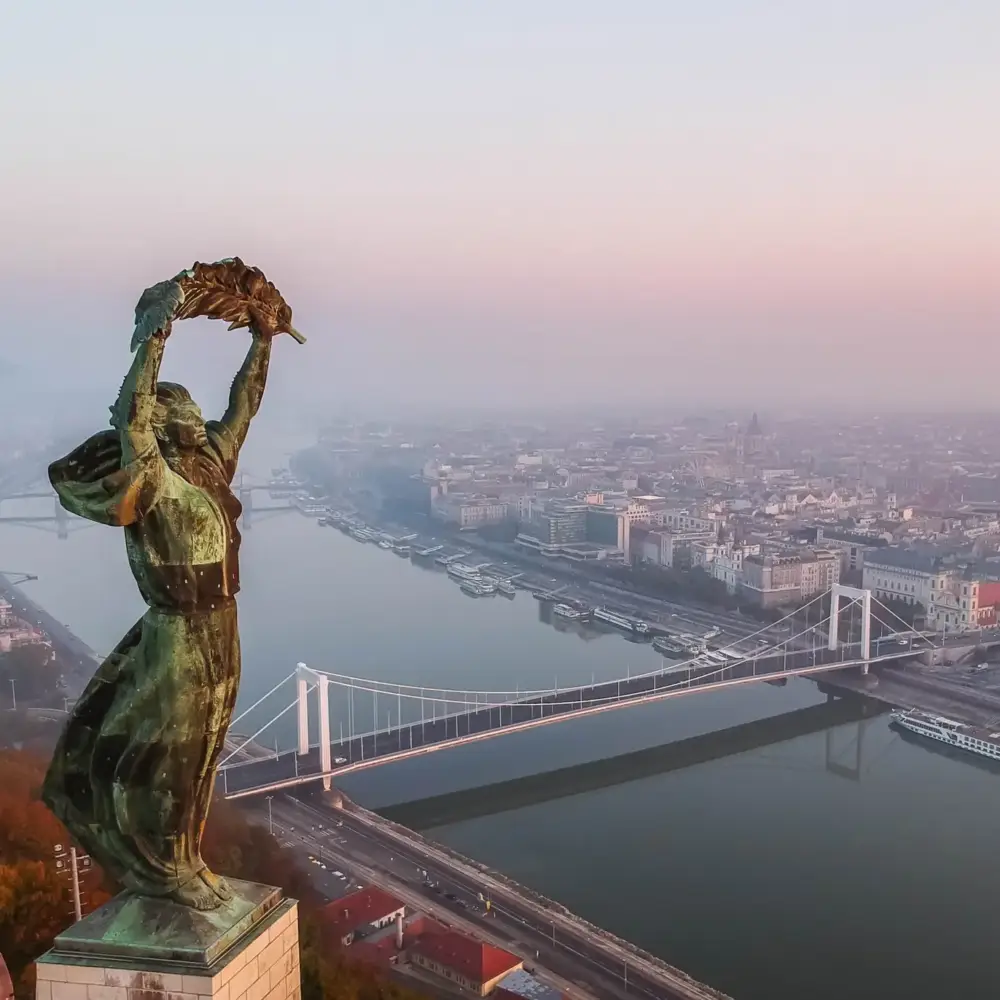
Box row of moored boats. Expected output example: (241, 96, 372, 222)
(320, 511, 416, 556)
(312, 502, 765, 667)
(445, 561, 517, 598)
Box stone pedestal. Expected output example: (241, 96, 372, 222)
(35, 880, 300, 1000)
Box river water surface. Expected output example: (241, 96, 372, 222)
(2, 456, 998, 1000)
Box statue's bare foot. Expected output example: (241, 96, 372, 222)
(168, 876, 224, 911)
(198, 867, 234, 903)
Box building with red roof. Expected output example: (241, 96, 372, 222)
(350, 914, 445, 968)
(318, 886, 406, 947)
(409, 929, 523, 995)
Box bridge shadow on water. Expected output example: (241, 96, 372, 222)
(378, 686, 888, 830)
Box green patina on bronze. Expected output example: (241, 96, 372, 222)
(43, 260, 302, 911)
(39, 879, 290, 971)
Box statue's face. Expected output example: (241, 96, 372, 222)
(160, 398, 208, 450)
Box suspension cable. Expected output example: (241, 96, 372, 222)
(221, 687, 313, 766)
(322, 610, 836, 710)
(308, 590, 831, 699)
(230, 671, 296, 727)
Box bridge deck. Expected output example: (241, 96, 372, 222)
(220, 639, 928, 796)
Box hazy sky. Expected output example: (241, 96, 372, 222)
(2, 1, 998, 425)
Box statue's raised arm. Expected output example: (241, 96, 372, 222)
(48, 317, 172, 529)
(114, 326, 168, 465)
(217, 311, 275, 459)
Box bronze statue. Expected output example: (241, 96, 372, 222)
(43, 259, 303, 910)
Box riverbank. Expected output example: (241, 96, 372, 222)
(0, 573, 98, 702)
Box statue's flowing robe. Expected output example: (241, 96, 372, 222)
(44, 420, 243, 897)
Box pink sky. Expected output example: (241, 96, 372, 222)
(2, 2, 998, 413)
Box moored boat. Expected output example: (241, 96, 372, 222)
(890, 709, 1000, 762)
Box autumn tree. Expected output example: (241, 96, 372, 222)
(0, 750, 112, 995)
(0, 861, 68, 981)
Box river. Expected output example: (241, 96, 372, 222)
(2, 458, 998, 1000)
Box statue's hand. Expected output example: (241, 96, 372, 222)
(248, 307, 281, 342)
(244, 305, 305, 344)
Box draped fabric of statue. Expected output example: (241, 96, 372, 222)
(44, 419, 244, 904)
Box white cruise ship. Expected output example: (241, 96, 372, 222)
(592, 607, 650, 635)
(890, 709, 1000, 762)
(447, 563, 480, 581)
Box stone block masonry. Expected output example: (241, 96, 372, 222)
(35, 901, 300, 1000)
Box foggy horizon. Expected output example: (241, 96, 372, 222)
(3, 1, 999, 428)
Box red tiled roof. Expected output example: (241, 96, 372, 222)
(318, 886, 404, 938)
(410, 929, 521, 985)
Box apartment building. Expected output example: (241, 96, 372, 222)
(632, 526, 717, 569)
(814, 526, 890, 574)
(516, 500, 629, 561)
(740, 549, 841, 608)
(431, 494, 510, 529)
(861, 548, 954, 608)
(660, 508, 719, 533)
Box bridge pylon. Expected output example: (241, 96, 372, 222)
(828, 583, 872, 673)
(295, 662, 332, 790)
(237, 472, 254, 529)
(55, 498, 69, 540)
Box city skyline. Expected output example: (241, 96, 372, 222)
(2, 1, 998, 421)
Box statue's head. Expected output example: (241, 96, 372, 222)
(151, 382, 208, 451)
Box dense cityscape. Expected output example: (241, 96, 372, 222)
(294, 409, 1000, 629)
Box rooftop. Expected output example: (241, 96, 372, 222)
(409, 929, 521, 985)
(863, 547, 949, 573)
(495, 968, 566, 999)
(318, 886, 404, 938)
(819, 527, 889, 547)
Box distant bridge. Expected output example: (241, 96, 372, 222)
(0, 466, 292, 536)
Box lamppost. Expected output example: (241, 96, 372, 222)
(266, 795, 274, 835)
(54, 843, 91, 922)
(9, 678, 15, 711)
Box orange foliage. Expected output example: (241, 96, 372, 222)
(0, 749, 112, 995)
(0, 861, 69, 977)
(0, 751, 68, 863)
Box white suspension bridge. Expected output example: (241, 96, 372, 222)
(219, 583, 1000, 799)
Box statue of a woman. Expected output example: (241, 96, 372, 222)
(42, 268, 290, 910)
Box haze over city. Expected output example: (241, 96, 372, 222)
(2, 0, 998, 425)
